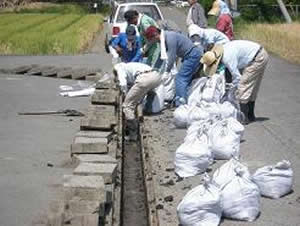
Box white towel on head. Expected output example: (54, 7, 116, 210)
(160, 30, 168, 60)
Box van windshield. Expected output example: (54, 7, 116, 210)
(116, 5, 162, 22)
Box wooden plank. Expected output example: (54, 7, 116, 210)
(91, 89, 118, 105)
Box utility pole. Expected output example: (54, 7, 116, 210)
(277, 0, 292, 23)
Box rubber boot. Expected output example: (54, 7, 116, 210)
(248, 101, 256, 122)
(240, 103, 249, 125)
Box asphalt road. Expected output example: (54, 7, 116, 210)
(0, 5, 299, 226)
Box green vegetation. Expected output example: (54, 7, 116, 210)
(16, 3, 89, 14)
(0, 3, 104, 55)
(237, 22, 300, 64)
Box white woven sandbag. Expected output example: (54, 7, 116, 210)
(253, 160, 293, 199)
(162, 70, 176, 101)
(143, 83, 165, 113)
(213, 158, 249, 188)
(202, 73, 225, 103)
(187, 77, 207, 106)
(198, 102, 221, 120)
(226, 117, 245, 138)
(177, 175, 222, 226)
(221, 167, 261, 222)
(185, 121, 205, 143)
(186, 105, 210, 126)
(209, 119, 241, 160)
(175, 129, 213, 178)
(173, 104, 190, 128)
(219, 101, 238, 119)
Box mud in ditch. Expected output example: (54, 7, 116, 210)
(122, 141, 148, 226)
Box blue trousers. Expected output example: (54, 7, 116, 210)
(175, 47, 202, 106)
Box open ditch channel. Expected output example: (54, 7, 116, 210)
(121, 122, 149, 226)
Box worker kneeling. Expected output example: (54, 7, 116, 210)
(113, 62, 162, 121)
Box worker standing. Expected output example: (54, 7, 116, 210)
(208, 0, 234, 40)
(186, 0, 208, 28)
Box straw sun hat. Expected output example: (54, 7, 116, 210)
(208, 0, 220, 16)
(200, 44, 224, 76)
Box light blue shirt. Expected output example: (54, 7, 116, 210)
(222, 40, 261, 86)
(201, 28, 229, 49)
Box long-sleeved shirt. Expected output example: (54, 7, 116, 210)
(186, 2, 208, 28)
(111, 33, 142, 63)
(164, 31, 198, 72)
(217, 14, 234, 40)
(188, 24, 229, 50)
(135, 13, 161, 67)
(222, 40, 261, 86)
(114, 62, 152, 91)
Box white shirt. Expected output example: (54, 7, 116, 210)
(186, 7, 193, 27)
(114, 62, 152, 92)
(222, 40, 261, 86)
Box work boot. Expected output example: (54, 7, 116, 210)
(240, 103, 249, 125)
(247, 101, 256, 122)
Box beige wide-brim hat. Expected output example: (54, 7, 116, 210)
(208, 0, 220, 16)
(200, 44, 224, 76)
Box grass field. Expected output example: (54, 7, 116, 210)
(237, 23, 300, 64)
(0, 13, 102, 55)
(0, 3, 104, 55)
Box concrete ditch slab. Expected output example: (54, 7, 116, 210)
(73, 163, 117, 184)
(71, 136, 109, 155)
(42, 66, 59, 77)
(91, 89, 118, 105)
(63, 175, 106, 202)
(66, 198, 102, 215)
(80, 105, 116, 130)
(63, 214, 99, 226)
(13, 64, 37, 74)
(57, 68, 73, 78)
(75, 130, 113, 142)
(73, 154, 117, 164)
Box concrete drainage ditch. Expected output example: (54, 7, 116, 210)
(43, 70, 158, 226)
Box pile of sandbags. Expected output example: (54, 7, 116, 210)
(173, 73, 294, 225)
